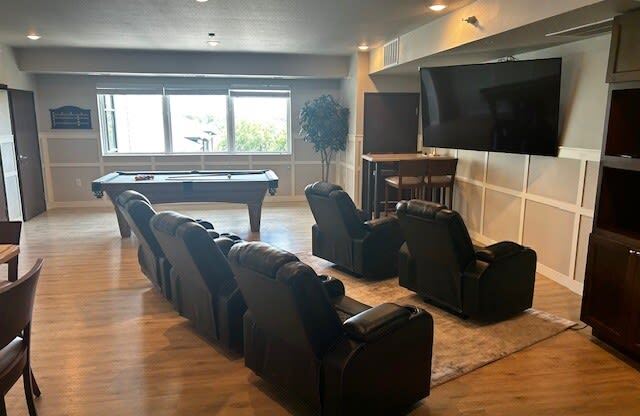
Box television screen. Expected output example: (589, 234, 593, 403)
(420, 58, 561, 156)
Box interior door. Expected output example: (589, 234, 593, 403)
(9, 89, 46, 220)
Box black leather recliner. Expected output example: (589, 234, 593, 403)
(305, 182, 404, 279)
(115, 191, 173, 299)
(228, 241, 434, 415)
(115, 190, 232, 305)
(150, 212, 246, 352)
(397, 200, 537, 321)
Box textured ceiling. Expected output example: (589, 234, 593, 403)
(0, 0, 475, 55)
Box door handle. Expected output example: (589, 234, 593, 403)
(18, 155, 28, 160)
(630, 249, 640, 256)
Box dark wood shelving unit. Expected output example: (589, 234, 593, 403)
(607, 9, 640, 83)
(581, 24, 640, 360)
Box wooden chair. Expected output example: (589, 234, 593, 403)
(0, 259, 43, 416)
(424, 159, 458, 209)
(384, 160, 428, 215)
(0, 222, 22, 282)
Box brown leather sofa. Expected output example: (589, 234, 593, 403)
(150, 211, 246, 352)
(228, 241, 434, 415)
(305, 182, 404, 279)
(397, 200, 537, 321)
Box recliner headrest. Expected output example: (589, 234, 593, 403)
(305, 181, 343, 197)
(125, 199, 155, 217)
(228, 241, 300, 278)
(150, 211, 195, 236)
(116, 190, 151, 208)
(275, 261, 321, 285)
(396, 200, 451, 220)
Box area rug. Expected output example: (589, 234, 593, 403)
(297, 253, 575, 387)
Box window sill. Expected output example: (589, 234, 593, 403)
(102, 152, 293, 157)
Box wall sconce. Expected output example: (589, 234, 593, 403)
(463, 16, 479, 26)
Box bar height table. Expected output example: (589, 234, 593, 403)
(361, 153, 457, 219)
(0, 244, 20, 282)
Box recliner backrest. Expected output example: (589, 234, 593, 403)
(115, 190, 164, 257)
(396, 200, 476, 311)
(124, 199, 165, 258)
(150, 212, 235, 296)
(228, 241, 343, 358)
(305, 182, 365, 240)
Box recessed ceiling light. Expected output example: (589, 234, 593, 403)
(27, 33, 41, 40)
(206, 33, 220, 46)
(358, 44, 369, 51)
(429, 3, 447, 11)
(196, 0, 208, 2)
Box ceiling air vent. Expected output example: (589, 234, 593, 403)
(545, 18, 613, 38)
(383, 38, 400, 68)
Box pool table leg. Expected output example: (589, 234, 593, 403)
(114, 205, 132, 238)
(247, 203, 263, 233)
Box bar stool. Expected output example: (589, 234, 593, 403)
(424, 158, 458, 209)
(384, 160, 428, 215)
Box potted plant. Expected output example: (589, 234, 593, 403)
(299, 95, 349, 183)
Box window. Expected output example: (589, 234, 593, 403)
(98, 94, 165, 153)
(231, 91, 290, 153)
(169, 94, 228, 152)
(97, 87, 291, 155)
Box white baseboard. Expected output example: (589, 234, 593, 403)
(46, 195, 307, 210)
(468, 230, 584, 295)
(537, 264, 584, 295)
(47, 200, 111, 209)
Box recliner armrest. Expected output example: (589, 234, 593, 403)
(343, 303, 412, 342)
(318, 275, 345, 298)
(356, 208, 370, 223)
(475, 241, 525, 263)
(364, 216, 399, 232)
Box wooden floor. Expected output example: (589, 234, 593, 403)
(4, 202, 640, 415)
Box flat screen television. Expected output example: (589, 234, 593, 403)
(420, 58, 561, 156)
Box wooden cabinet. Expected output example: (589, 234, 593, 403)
(607, 9, 640, 83)
(583, 28, 640, 358)
(581, 234, 640, 353)
(629, 261, 640, 355)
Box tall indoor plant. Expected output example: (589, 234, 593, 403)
(299, 95, 349, 183)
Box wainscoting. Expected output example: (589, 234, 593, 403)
(38, 131, 333, 208)
(336, 133, 363, 205)
(446, 147, 600, 294)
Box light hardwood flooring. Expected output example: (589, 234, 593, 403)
(3, 202, 640, 415)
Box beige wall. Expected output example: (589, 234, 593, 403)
(338, 52, 419, 203)
(0, 44, 35, 90)
(516, 34, 610, 149)
(16, 47, 350, 79)
(369, 0, 601, 73)
(35, 74, 340, 205)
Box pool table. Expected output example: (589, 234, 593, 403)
(92, 170, 279, 237)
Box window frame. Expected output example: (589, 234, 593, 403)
(97, 86, 292, 156)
